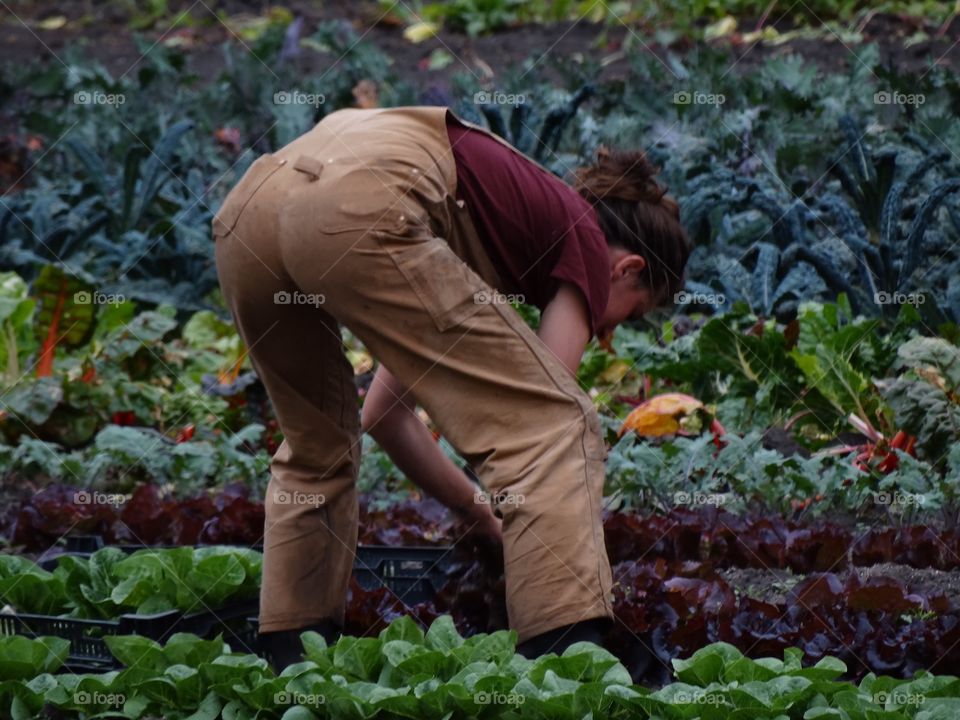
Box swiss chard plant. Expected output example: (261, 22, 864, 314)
(614, 298, 919, 437)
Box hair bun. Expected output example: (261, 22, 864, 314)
(570, 144, 691, 306)
(574, 146, 667, 205)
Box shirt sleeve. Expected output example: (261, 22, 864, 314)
(548, 222, 611, 339)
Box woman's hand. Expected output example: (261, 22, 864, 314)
(450, 493, 504, 572)
(361, 364, 503, 552)
(452, 495, 503, 544)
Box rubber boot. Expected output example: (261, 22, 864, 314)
(259, 619, 342, 671)
(516, 617, 611, 659)
(620, 639, 656, 684)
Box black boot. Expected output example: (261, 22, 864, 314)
(259, 619, 342, 671)
(516, 617, 611, 659)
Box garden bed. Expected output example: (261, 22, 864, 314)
(0, 0, 957, 88)
(720, 562, 960, 605)
(1, 0, 960, 712)
(4, 617, 960, 719)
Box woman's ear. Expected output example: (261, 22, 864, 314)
(609, 248, 648, 283)
(626, 254, 647, 286)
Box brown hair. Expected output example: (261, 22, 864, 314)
(573, 147, 691, 304)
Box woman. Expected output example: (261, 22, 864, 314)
(213, 104, 690, 667)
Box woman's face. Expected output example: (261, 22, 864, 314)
(596, 246, 658, 343)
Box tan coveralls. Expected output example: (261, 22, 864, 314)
(212, 105, 614, 642)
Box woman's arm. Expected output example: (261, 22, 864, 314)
(360, 364, 502, 542)
(536, 281, 591, 375)
(359, 282, 589, 539)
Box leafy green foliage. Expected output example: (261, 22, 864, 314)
(0, 555, 67, 615)
(0, 422, 269, 493)
(615, 308, 779, 428)
(616, 299, 920, 437)
(382, 0, 957, 38)
(0, 273, 271, 492)
(554, 46, 960, 321)
(678, 124, 960, 320)
(0, 273, 36, 382)
(473, 84, 595, 166)
(3, 23, 959, 320)
(789, 297, 884, 422)
(0, 115, 215, 309)
(881, 336, 960, 461)
(3, 619, 960, 718)
(31, 265, 96, 374)
(604, 427, 954, 518)
(0, 636, 69, 681)
(0, 546, 261, 618)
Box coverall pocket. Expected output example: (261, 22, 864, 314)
(307, 160, 428, 236)
(212, 154, 286, 238)
(389, 240, 487, 332)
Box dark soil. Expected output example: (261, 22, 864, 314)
(1, 0, 957, 90)
(762, 427, 811, 458)
(720, 562, 960, 605)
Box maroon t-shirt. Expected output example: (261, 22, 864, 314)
(445, 116, 610, 338)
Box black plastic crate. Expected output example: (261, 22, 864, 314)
(246, 546, 455, 665)
(61, 535, 105, 554)
(353, 545, 454, 605)
(0, 599, 259, 672)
